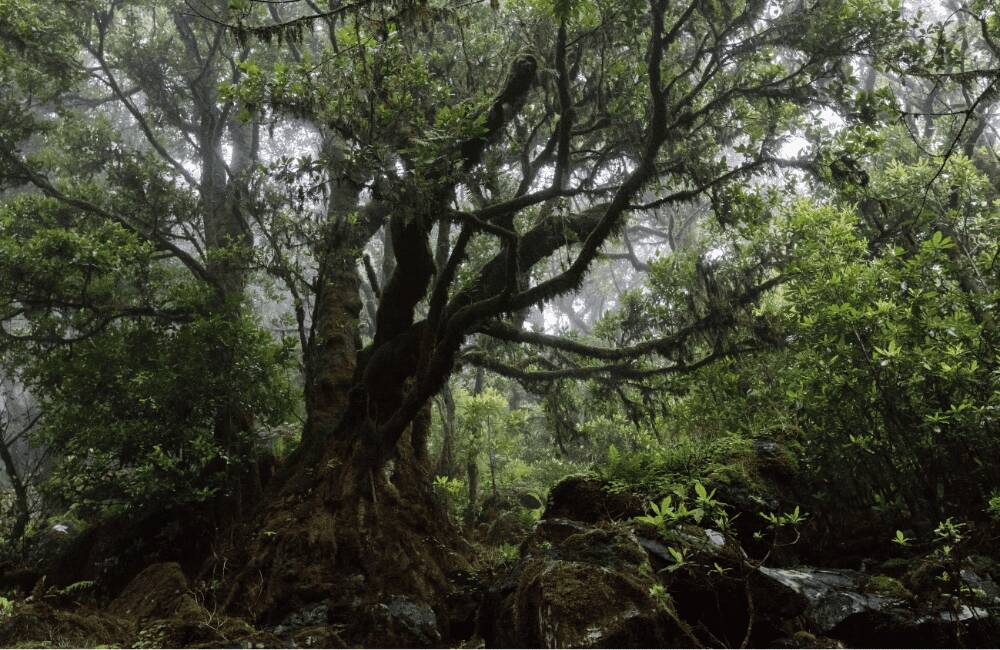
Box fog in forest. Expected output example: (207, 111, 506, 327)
(1, 0, 999, 647)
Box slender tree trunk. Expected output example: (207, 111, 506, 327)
(199, 113, 261, 516)
(435, 383, 458, 478)
(0, 437, 29, 543)
(486, 418, 498, 498)
(464, 455, 479, 526)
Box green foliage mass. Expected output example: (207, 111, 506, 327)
(28, 312, 294, 515)
(637, 151, 1000, 528)
(1, 1, 999, 626)
(0, 192, 295, 517)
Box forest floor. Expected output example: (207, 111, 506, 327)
(1, 440, 999, 648)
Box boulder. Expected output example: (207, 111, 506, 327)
(758, 565, 1000, 647)
(517, 491, 544, 510)
(35, 504, 216, 598)
(512, 558, 678, 648)
(659, 544, 808, 645)
(520, 518, 592, 557)
(829, 603, 999, 648)
(0, 563, 40, 596)
(486, 510, 534, 546)
(480, 521, 684, 647)
(758, 567, 904, 633)
(354, 595, 442, 647)
(108, 562, 202, 621)
(543, 474, 644, 524)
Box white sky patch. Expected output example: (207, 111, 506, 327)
(779, 135, 811, 159)
(704, 245, 727, 263)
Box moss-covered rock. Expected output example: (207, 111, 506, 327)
(774, 630, 846, 648)
(486, 510, 534, 546)
(108, 563, 201, 622)
(512, 558, 678, 648)
(901, 558, 948, 595)
(875, 557, 913, 578)
(481, 520, 683, 647)
(0, 601, 131, 648)
(543, 475, 644, 524)
(863, 575, 913, 600)
(519, 517, 591, 558)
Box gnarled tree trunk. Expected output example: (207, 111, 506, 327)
(215, 234, 470, 644)
(213, 53, 542, 644)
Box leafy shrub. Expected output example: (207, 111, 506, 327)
(987, 493, 1000, 522)
(598, 434, 757, 499)
(24, 307, 296, 516)
(432, 475, 467, 521)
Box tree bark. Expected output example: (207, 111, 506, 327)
(0, 436, 29, 543)
(435, 383, 458, 479)
(464, 455, 479, 526)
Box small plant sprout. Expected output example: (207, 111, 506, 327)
(933, 517, 965, 544)
(648, 583, 669, 606)
(760, 505, 807, 527)
(636, 496, 673, 528)
(665, 546, 687, 573)
(710, 562, 731, 576)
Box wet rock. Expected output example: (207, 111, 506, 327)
(661, 549, 807, 645)
(631, 518, 807, 646)
(636, 536, 676, 565)
(829, 603, 1000, 648)
(356, 595, 441, 647)
(753, 565, 999, 646)
(543, 475, 644, 524)
(759, 567, 904, 632)
(272, 601, 328, 638)
(960, 568, 1000, 604)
